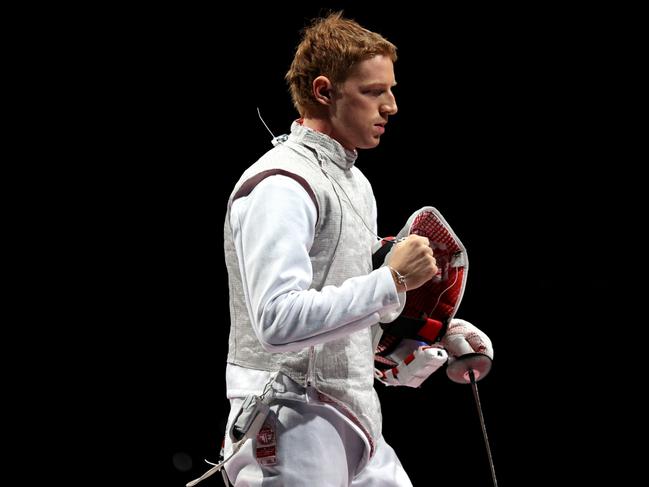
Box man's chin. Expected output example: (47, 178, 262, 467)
(358, 138, 381, 150)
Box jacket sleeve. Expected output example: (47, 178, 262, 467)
(230, 175, 402, 352)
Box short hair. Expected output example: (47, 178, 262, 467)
(286, 11, 398, 117)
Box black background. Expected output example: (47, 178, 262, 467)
(92, 4, 637, 486)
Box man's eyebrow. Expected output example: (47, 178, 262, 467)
(361, 81, 398, 89)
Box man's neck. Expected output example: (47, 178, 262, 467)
(301, 117, 333, 138)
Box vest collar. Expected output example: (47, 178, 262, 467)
(288, 120, 358, 170)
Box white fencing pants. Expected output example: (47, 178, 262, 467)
(223, 396, 413, 486)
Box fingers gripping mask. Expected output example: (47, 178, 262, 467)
(373, 207, 468, 371)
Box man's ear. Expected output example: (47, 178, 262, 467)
(313, 76, 333, 105)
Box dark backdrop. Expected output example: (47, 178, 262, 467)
(106, 4, 633, 485)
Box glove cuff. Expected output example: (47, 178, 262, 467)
(376, 316, 447, 370)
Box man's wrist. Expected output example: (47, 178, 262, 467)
(389, 266, 407, 293)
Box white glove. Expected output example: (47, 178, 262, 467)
(375, 341, 448, 388)
(441, 318, 493, 359)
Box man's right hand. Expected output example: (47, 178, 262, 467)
(387, 235, 438, 292)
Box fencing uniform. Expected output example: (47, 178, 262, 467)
(222, 121, 411, 486)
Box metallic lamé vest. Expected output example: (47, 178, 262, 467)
(224, 122, 382, 448)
